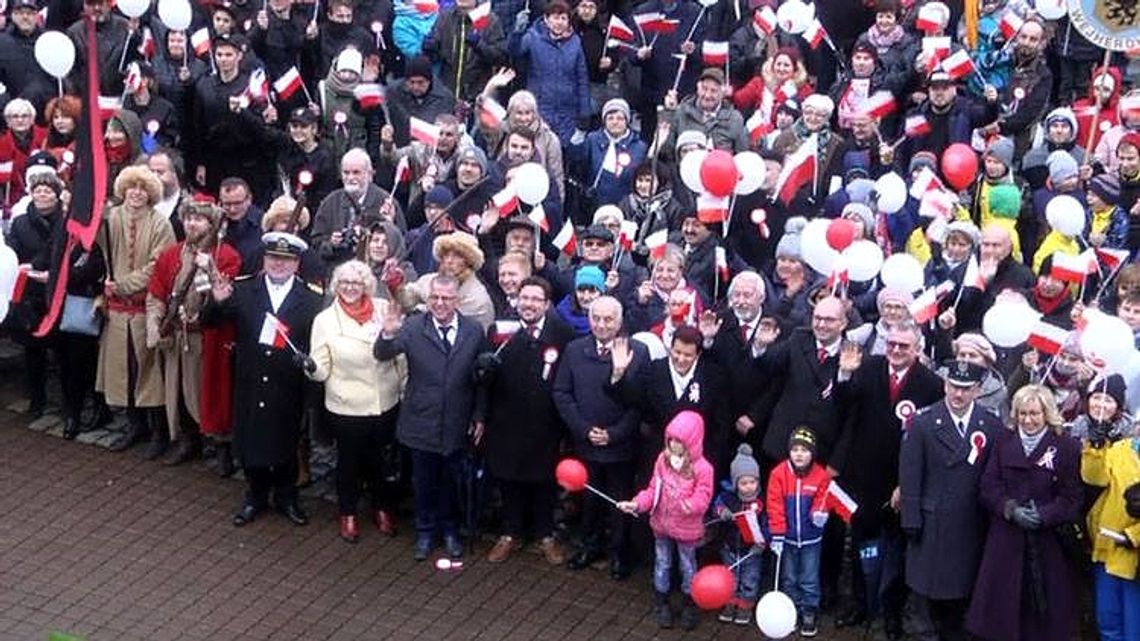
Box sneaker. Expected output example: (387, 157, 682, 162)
(487, 536, 521, 563)
(733, 603, 753, 626)
(718, 605, 737, 623)
(538, 536, 567, 565)
(800, 610, 818, 637)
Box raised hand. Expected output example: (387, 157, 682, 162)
(697, 310, 722, 341)
(838, 341, 862, 373)
(611, 336, 633, 373)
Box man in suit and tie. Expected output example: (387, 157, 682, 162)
(374, 274, 488, 561)
(832, 323, 945, 639)
(553, 295, 647, 580)
(203, 231, 323, 529)
(899, 360, 1002, 641)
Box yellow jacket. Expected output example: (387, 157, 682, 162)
(1032, 232, 1080, 275)
(1082, 439, 1140, 580)
(308, 298, 407, 417)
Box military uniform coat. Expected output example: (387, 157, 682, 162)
(966, 429, 1083, 641)
(201, 276, 322, 468)
(899, 400, 1002, 600)
(483, 313, 575, 483)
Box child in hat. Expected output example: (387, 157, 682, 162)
(1067, 375, 1133, 446)
(1086, 174, 1128, 250)
(713, 443, 767, 626)
(616, 410, 714, 631)
(766, 426, 831, 638)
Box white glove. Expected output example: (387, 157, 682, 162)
(811, 511, 829, 527)
(570, 129, 587, 145)
(769, 539, 784, 557)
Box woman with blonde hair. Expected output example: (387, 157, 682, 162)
(306, 259, 407, 543)
(475, 81, 564, 193)
(966, 384, 1083, 641)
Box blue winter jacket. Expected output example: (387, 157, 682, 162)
(511, 20, 592, 144)
(571, 128, 649, 206)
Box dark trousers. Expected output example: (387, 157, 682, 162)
(58, 333, 99, 421)
(328, 408, 398, 516)
(17, 331, 52, 411)
(499, 478, 556, 540)
(926, 596, 969, 641)
(245, 463, 299, 510)
(581, 459, 634, 561)
(410, 448, 463, 538)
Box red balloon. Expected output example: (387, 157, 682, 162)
(825, 218, 859, 251)
(555, 458, 588, 492)
(941, 143, 979, 191)
(691, 565, 736, 609)
(699, 150, 739, 198)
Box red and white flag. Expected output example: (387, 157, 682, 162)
(634, 12, 678, 34)
(998, 10, 1024, 40)
(1050, 251, 1095, 284)
(940, 50, 975, 80)
(478, 95, 507, 129)
(258, 313, 291, 349)
(801, 19, 826, 49)
(962, 255, 986, 291)
(273, 66, 304, 101)
(491, 320, 521, 345)
(552, 220, 577, 255)
(909, 280, 954, 323)
(715, 246, 729, 282)
(409, 116, 441, 147)
(123, 62, 144, 95)
(753, 5, 776, 35)
(1027, 321, 1070, 355)
(905, 114, 932, 137)
(0, 160, 13, 183)
(393, 155, 412, 184)
(644, 228, 668, 260)
(468, 2, 491, 31)
(914, 12, 943, 34)
(527, 204, 549, 233)
(619, 220, 638, 250)
(97, 96, 122, 122)
(773, 134, 817, 205)
(491, 185, 519, 215)
(735, 508, 764, 545)
(608, 14, 635, 41)
(137, 26, 156, 59)
(247, 68, 270, 102)
(702, 41, 729, 66)
(1095, 247, 1130, 271)
(190, 27, 211, 57)
(353, 83, 385, 109)
(10, 267, 28, 303)
(746, 109, 773, 143)
(413, 0, 439, 13)
(909, 167, 945, 199)
(697, 193, 730, 224)
(859, 91, 897, 119)
(922, 36, 951, 57)
(826, 482, 858, 523)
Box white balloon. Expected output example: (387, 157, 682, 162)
(513, 162, 550, 205)
(1080, 310, 1136, 374)
(632, 332, 667, 361)
(34, 31, 76, 79)
(0, 240, 17, 323)
(755, 591, 797, 639)
(1045, 194, 1086, 237)
(775, 0, 811, 34)
(800, 218, 837, 276)
(679, 149, 708, 193)
(843, 240, 884, 282)
(1034, 0, 1066, 20)
(697, 0, 718, 6)
(118, 0, 150, 18)
(879, 253, 924, 294)
(734, 151, 766, 195)
(983, 301, 1040, 348)
(157, 0, 192, 30)
(874, 172, 907, 215)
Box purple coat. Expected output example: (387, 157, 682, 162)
(966, 429, 1083, 641)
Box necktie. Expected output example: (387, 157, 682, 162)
(818, 348, 828, 364)
(599, 345, 610, 358)
(740, 324, 750, 343)
(955, 419, 966, 439)
(529, 324, 540, 340)
(440, 325, 452, 350)
(888, 371, 902, 403)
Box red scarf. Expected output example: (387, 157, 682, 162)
(338, 294, 374, 325)
(1032, 286, 1069, 316)
(105, 140, 131, 165)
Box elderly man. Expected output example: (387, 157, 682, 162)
(374, 274, 488, 560)
(554, 295, 647, 579)
(978, 223, 1034, 309)
(310, 148, 405, 275)
(665, 68, 748, 153)
(97, 166, 177, 452)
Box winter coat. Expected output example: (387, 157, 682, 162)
(317, 75, 383, 169)
(247, 10, 309, 78)
(895, 97, 998, 173)
(1088, 204, 1128, 250)
(633, 411, 715, 543)
(1000, 54, 1052, 153)
(667, 96, 749, 154)
(512, 21, 592, 144)
(1081, 439, 1140, 580)
(393, 1, 438, 57)
(631, 0, 705, 102)
(572, 128, 648, 207)
(0, 26, 55, 114)
(66, 15, 141, 95)
(1074, 66, 1121, 156)
(422, 6, 507, 101)
(5, 206, 59, 331)
(966, 429, 1082, 641)
(385, 77, 458, 147)
(0, 126, 47, 208)
(1021, 141, 1086, 193)
(766, 460, 830, 547)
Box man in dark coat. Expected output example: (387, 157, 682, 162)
(422, 0, 507, 102)
(202, 232, 323, 528)
(65, 0, 142, 96)
(553, 295, 647, 579)
(482, 276, 575, 565)
(894, 72, 999, 175)
(0, 0, 55, 114)
(384, 56, 459, 147)
(373, 274, 488, 561)
(899, 360, 1002, 641)
(247, 0, 310, 78)
(630, 0, 705, 138)
(832, 323, 944, 638)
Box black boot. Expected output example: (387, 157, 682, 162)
(84, 402, 113, 432)
(163, 433, 196, 466)
(63, 413, 84, 440)
(108, 410, 147, 452)
(654, 591, 674, 629)
(144, 427, 169, 460)
(679, 594, 699, 631)
(215, 441, 235, 477)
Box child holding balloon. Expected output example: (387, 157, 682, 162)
(713, 443, 767, 626)
(616, 410, 714, 631)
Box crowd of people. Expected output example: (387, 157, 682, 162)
(2, 0, 1140, 638)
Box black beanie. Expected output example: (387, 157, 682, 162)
(405, 55, 433, 81)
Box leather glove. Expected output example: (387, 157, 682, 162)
(769, 538, 784, 557)
(472, 351, 501, 384)
(811, 511, 829, 528)
(292, 352, 317, 373)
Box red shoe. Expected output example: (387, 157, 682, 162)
(339, 515, 359, 543)
(374, 510, 397, 537)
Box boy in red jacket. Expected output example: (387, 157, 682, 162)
(767, 426, 831, 638)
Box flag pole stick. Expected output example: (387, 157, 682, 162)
(683, 6, 706, 43)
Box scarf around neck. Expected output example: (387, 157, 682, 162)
(339, 294, 375, 325)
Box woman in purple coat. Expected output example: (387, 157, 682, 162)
(966, 384, 1083, 641)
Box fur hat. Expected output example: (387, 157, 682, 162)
(776, 216, 807, 260)
(261, 195, 311, 231)
(433, 231, 484, 270)
(26, 171, 63, 196)
(112, 165, 162, 205)
(730, 444, 761, 486)
(180, 199, 223, 226)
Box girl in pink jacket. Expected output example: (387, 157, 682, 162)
(617, 410, 714, 631)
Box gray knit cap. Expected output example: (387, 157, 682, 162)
(730, 444, 761, 487)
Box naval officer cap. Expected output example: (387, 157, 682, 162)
(262, 231, 309, 258)
(943, 360, 986, 387)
